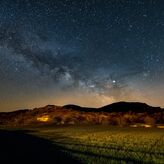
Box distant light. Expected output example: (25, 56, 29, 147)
(157, 125, 164, 129)
(37, 115, 49, 122)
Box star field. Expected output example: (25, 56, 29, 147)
(0, 0, 164, 111)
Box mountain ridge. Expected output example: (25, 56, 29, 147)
(0, 101, 163, 113)
(0, 101, 163, 126)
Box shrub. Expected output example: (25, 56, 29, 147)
(144, 116, 156, 125)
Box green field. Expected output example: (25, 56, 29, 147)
(27, 125, 164, 164)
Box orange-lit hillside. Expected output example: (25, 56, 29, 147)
(0, 102, 163, 127)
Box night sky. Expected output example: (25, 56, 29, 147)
(0, 0, 164, 111)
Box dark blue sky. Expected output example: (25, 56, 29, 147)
(0, 0, 164, 111)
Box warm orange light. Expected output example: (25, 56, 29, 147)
(37, 115, 49, 122)
(144, 124, 152, 128)
(157, 125, 164, 129)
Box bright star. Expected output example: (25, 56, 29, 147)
(112, 80, 116, 84)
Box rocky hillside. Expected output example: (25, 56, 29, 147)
(0, 102, 163, 127)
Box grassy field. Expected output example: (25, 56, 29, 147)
(26, 125, 164, 164)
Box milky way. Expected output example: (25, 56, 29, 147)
(0, 0, 164, 111)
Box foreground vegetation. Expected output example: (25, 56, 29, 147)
(28, 125, 164, 164)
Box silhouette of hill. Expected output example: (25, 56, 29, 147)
(99, 101, 162, 113)
(63, 104, 83, 110)
(0, 102, 163, 126)
(0, 129, 81, 163)
(63, 104, 98, 112)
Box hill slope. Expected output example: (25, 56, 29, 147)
(0, 102, 163, 126)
